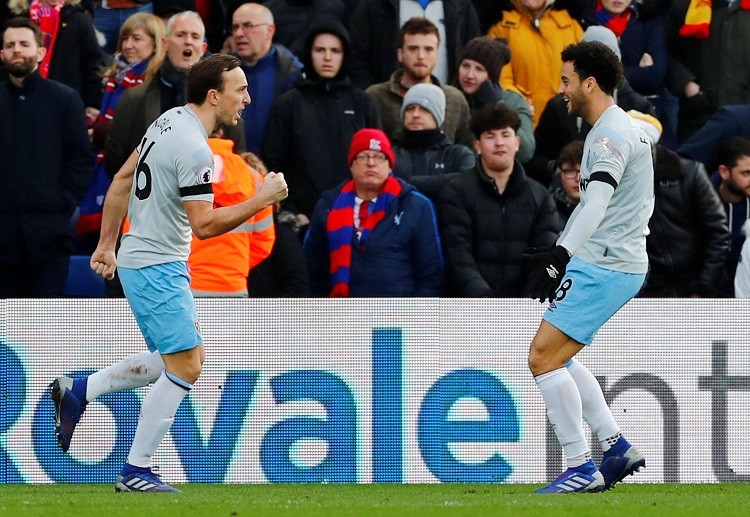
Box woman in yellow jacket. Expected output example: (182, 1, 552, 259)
(487, 0, 583, 126)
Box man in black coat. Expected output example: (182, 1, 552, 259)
(627, 112, 730, 297)
(262, 18, 378, 221)
(439, 103, 562, 297)
(392, 82, 475, 201)
(0, 18, 92, 297)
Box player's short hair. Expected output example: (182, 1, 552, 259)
(717, 136, 750, 169)
(187, 53, 241, 104)
(560, 41, 623, 96)
(397, 17, 440, 48)
(557, 140, 584, 169)
(469, 103, 521, 139)
(3, 17, 43, 47)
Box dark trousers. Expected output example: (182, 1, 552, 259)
(0, 254, 70, 298)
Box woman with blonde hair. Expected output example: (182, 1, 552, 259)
(75, 12, 166, 251)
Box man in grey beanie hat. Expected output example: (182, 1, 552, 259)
(393, 83, 475, 201)
(580, 26, 621, 61)
(401, 83, 446, 128)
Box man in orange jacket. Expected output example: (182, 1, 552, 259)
(189, 136, 275, 296)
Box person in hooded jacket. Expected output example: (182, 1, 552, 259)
(262, 18, 379, 222)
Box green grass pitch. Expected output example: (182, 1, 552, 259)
(2, 484, 749, 516)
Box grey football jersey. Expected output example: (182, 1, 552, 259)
(570, 105, 654, 273)
(118, 106, 214, 269)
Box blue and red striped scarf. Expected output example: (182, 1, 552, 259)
(326, 175, 402, 297)
(594, 0, 632, 37)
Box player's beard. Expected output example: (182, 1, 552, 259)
(4, 56, 37, 78)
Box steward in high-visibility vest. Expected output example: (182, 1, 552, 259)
(189, 138, 275, 296)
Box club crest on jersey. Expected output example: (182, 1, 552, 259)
(369, 139, 382, 151)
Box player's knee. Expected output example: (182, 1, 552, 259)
(528, 347, 551, 377)
(182, 360, 202, 384)
(528, 351, 543, 376)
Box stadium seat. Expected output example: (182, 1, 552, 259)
(65, 255, 105, 297)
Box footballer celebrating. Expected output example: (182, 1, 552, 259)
(524, 41, 654, 493)
(51, 54, 288, 493)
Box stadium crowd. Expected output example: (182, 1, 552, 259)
(1, 0, 749, 298)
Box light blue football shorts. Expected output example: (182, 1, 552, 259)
(119, 261, 202, 355)
(543, 257, 645, 345)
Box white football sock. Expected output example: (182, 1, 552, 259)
(86, 351, 165, 402)
(127, 371, 191, 468)
(535, 367, 589, 468)
(566, 359, 620, 449)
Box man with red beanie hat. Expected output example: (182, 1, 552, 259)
(304, 128, 444, 297)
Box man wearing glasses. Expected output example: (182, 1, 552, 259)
(230, 3, 303, 155)
(304, 128, 444, 297)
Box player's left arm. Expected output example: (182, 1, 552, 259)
(184, 171, 287, 239)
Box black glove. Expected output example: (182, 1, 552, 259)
(523, 245, 571, 303)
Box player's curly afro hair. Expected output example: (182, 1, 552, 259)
(560, 41, 623, 97)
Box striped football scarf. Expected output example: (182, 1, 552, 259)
(680, 0, 750, 39)
(326, 175, 402, 297)
(29, 0, 62, 78)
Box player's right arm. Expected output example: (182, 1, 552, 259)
(185, 172, 288, 240)
(557, 179, 615, 255)
(90, 149, 138, 279)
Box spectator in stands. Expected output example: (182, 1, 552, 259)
(91, 0, 155, 55)
(244, 152, 311, 297)
(528, 26, 655, 186)
(712, 136, 750, 297)
(75, 13, 165, 254)
(263, 0, 347, 59)
(10, 0, 103, 113)
(366, 17, 473, 147)
(439, 103, 561, 297)
(487, 0, 583, 126)
(454, 36, 534, 163)
(580, 0, 667, 97)
(735, 220, 750, 297)
(579, 0, 677, 147)
(190, 133, 275, 297)
(666, 0, 750, 141)
(231, 2, 302, 154)
(106, 11, 244, 179)
(304, 128, 444, 296)
(678, 105, 750, 174)
(348, 0, 480, 88)
(0, 18, 92, 297)
(627, 110, 730, 297)
(549, 140, 582, 223)
(262, 19, 377, 222)
(392, 83, 475, 201)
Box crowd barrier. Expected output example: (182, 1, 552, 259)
(1, 299, 749, 484)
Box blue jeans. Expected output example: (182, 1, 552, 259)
(93, 3, 154, 55)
